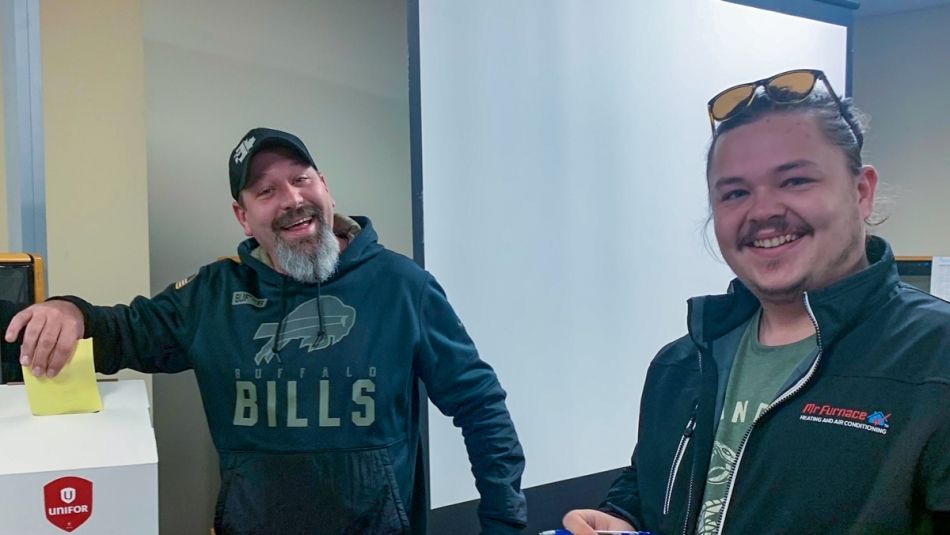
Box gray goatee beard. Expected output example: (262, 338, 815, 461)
(274, 212, 341, 284)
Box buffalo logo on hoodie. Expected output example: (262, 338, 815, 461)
(253, 296, 356, 365)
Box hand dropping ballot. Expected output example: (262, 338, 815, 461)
(0, 344, 158, 533)
(22, 338, 102, 415)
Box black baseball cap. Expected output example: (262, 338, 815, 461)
(229, 127, 320, 200)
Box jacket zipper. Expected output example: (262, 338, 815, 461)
(664, 413, 697, 515)
(713, 293, 824, 535)
(677, 348, 703, 535)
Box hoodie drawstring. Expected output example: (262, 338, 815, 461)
(316, 279, 327, 346)
(274, 278, 288, 362)
(274, 277, 327, 362)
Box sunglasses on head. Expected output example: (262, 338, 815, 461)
(706, 68, 863, 148)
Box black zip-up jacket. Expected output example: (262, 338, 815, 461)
(601, 237, 950, 534)
(56, 216, 527, 535)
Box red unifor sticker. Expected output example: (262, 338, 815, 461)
(44, 476, 93, 532)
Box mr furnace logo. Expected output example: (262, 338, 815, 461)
(799, 402, 892, 435)
(44, 476, 93, 532)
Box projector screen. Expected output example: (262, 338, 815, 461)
(419, 0, 847, 508)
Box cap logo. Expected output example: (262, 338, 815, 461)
(233, 136, 256, 164)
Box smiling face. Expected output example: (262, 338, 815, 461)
(708, 112, 878, 304)
(232, 147, 336, 275)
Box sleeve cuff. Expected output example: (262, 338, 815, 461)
(599, 501, 641, 530)
(45, 296, 94, 338)
(480, 516, 525, 535)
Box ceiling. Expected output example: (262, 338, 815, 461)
(854, 0, 950, 17)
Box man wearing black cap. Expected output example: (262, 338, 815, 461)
(6, 127, 528, 535)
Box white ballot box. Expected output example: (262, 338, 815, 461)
(0, 380, 158, 534)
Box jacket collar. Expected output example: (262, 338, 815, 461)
(688, 236, 898, 348)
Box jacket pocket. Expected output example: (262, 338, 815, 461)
(663, 414, 696, 516)
(214, 446, 411, 535)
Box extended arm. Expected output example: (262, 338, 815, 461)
(414, 276, 527, 534)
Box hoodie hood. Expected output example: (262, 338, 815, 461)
(236, 215, 384, 287)
(235, 215, 385, 362)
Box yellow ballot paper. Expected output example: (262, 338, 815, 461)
(22, 338, 103, 415)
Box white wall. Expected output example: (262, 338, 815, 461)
(142, 1, 410, 533)
(420, 0, 847, 507)
(853, 5, 950, 257)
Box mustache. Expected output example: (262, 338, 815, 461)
(272, 205, 325, 232)
(739, 215, 812, 246)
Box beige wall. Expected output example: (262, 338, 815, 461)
(40, 0, 153, 423)
(142, 1, 411, 533)
(0, 36, 7, 252)
(41, 0, 151, 300)
(854, 6, 950, 256)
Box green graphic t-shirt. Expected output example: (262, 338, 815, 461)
(695, 310, 816, 535)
